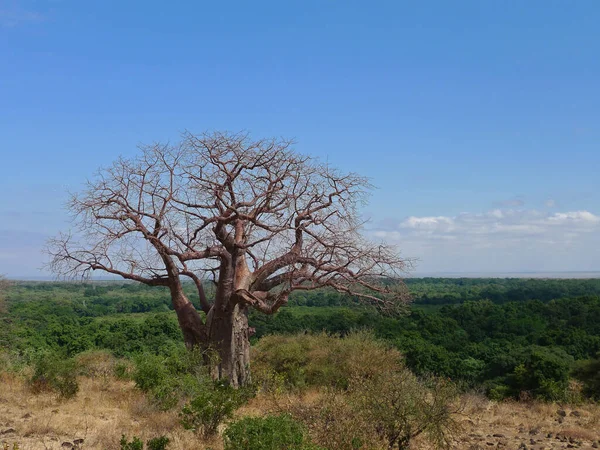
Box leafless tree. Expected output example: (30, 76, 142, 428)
(47, 131, 410, 386)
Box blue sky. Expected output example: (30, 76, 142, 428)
(1, 0, 599, 277)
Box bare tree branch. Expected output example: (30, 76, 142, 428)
(47, 130, 411, 318)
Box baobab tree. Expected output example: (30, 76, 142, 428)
(47, 131, 409, 386)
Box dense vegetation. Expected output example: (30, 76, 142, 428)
(2, 278, 600, 402)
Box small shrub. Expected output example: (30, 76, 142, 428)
(132, 354, 169, 393)
(349, 370, 461, 449)
(179, 380, 253, 437)
(147, 436, 170, 450)
(487, 383, 511, 401)
(224, 414, 320, 450)
(150, 376, 188, 411)
(251, 365, 286, 395)
(29, 352, 79, 399)
(279, 391, 377, 450)
(120, 435, 143, 450)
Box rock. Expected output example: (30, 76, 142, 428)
(61, 443, 73, 448)
(493, 434, 506, 438)
(73, 438, 84, 445)
(547, 433, 554, 438)
(0, 428, 15, 435)
(530, 438, 536, 445)
(21, 413, 31, 419)
(569, 410, 582, 417)
(530, 428, 540, 435)
(486, 442, 495, 446)
(558, 417, 564, 424)
(592, 442, 599, 448)
(557, 409, 567, 417)
(518, 443, 528, 449)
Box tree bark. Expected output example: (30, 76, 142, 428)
(170, 286, 207, 348)
(206, 302, 251, 388)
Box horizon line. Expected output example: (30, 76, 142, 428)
(6, 270, 600, 281)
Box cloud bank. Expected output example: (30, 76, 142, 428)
(371, 209, 600, 273)
(2, 207, 599, 278)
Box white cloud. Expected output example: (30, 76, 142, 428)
(546, 211, 600, 226)
(400, 216, 454, 231)
(371, 209, 600, 273)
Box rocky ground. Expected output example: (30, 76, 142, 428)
(454, 395, 600, 450)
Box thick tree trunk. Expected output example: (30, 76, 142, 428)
(171, 287, 207, 348)
(206, 302, 251, 387)
(169, 250, 252, 387)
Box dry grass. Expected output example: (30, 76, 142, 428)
(0, 372, 217, 450)
(558, 428, 598, 441)
(1, 371, 600, 449)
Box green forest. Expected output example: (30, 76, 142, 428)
(2, 278, 600, 402)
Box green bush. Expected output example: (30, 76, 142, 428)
(179, 380, 254, 437)
(118, 435, 170, 450)
(573, 356, 600, 400)
(149, 375, 198, 411)
(147, 436, 170, 450)
(252, 331, 403, 390)
(131, 348, 219, 411)
(509, 347, 573, 401)
(486, 383, 511, 402)
(223, 414, 320, 450)
(132, 354, 169, 393)
(29, 352, 79, 399)
(120, 435, 143, 450)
